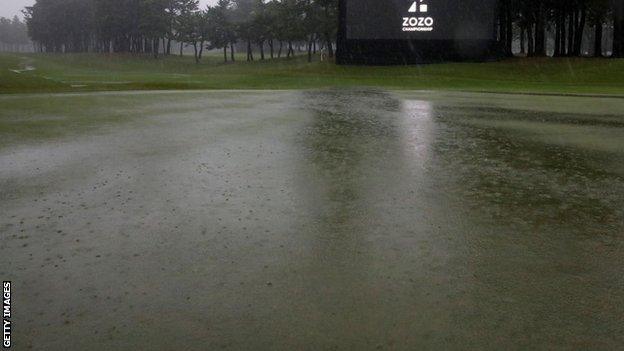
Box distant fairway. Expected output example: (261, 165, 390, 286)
(1, 52, 624, 95)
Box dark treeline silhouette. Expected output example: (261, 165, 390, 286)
(19, 0, 624, 60)
(23, 0, 337, 62)
(499, 0, 622, 57)
(0, 16, 31, 52)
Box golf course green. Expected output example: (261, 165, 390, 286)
(1, 90, 623, 349)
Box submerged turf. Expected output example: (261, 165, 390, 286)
(1, 52, 624, 95)
(1, 90, 623, 349)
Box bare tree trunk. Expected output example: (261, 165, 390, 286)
(287, 41, 294, 58)
(616, 20, 623, 57)
(561, 13, 568, 55)
(324, 32, 334, 58)
(554, 22, 559, 56)
(307, 37, 313, 62)
(520, 26, 526, 55)
(527, 24, 534, 56)
(506, 5, 513, 56)
(230, 42, 235, 61)
(499, 0, 513, 56)
(534, 5, 546, 56)
(153, 38, 160, 59)
(278, 41, 283, 58)
(574, 6, 586, 56)
(193, 42, 199, 63)
(567, 11, 575, 55)
(614, 0, 624, 57)
(259, 41, 265, 60)
(594, 21, 603, 57)
(246, 40, 253, 61)
(554, 14, 562, 56)
(224, 45, 228, 62)
(268, 39, 274, 59)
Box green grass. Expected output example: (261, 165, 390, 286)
(1, 52, 624, 95)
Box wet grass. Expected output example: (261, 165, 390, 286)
(2, 90, 623, 350)
(0, 92, 196, 148)
(1, 52, 624, 95)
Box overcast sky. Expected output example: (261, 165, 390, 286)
(1, 0, 216, 19)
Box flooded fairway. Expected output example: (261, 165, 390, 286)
(1, 90, 623, 350)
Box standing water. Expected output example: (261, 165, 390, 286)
(0, 90, 623, 349)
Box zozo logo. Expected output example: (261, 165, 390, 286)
(402, 0, 434, 32)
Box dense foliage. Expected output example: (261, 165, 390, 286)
(22, 0, 337, 62)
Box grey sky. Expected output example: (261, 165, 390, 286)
(0, 0, 217, 19)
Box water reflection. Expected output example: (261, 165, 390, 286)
(409, 94, 624, 347)
(291, 90, 624, 348)
(298, 89, 402, 233)
(398, 99, 436, 173)
(295, 89, 429, 344)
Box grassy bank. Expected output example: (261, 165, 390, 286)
(1, 52, 624, 95)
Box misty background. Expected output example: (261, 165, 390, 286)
(0, 0, 621, 58)
(0, 0, 217, 18)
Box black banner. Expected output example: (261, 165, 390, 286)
(346, 0, 497, 40)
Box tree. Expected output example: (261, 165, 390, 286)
(173, 0, 198, 55)
(613, 0, 624, 57)
(315, 0, 338, 57)
(588, 0, 609, 56)
(178, 8, 208, 63)
(164, 0, 198, 55)
(140, 0, 169, 58)
(498, 0, 514, 57)
(301, 0, 321, 62)
(231, 0, 258, 61)
(249, 0, 270, 60)
(205, 1, 230, 62)
(277, 0, 305, 58)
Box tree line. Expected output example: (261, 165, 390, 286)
(18, 0, 624, 60)
(498, 0, 623, 57)
(23, 0, 337, 62)
(0, 16, 31, 52)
